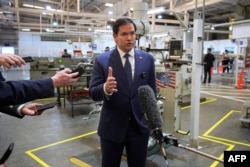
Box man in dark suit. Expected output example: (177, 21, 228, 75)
(89, 18, 156, 167)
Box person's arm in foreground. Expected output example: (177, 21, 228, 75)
(0, 103, 44, 118)
(0, 68, 79, 106)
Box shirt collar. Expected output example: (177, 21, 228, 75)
(117, 47, 134, 59)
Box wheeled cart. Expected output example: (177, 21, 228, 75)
(240, 101, 250, 127)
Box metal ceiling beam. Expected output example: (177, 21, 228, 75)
(171, 0, 225, 12)
(8, 7, 119, 20)
(37, 0, 59, 5)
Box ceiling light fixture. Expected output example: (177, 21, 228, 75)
(21, 28, 30, 31)
(94, 29, 112, 33)
(23, 4, 45, 9)
(52, 21, 58, 26)
(45, 28, 55, 32)
(105, 3, 113, 7)
(157, 15, 162, 19)
(147, 7, 165, 14)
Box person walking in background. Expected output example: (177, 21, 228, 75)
(89, 18, 156, 167)
(222, 57, 230, 73)
(203, 48, 215, 83)
(222, 50, 230, 73)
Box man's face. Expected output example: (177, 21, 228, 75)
(113, 23, 136, 53)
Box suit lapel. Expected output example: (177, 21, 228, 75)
(132, 50, 143, 93)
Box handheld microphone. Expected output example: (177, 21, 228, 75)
(138, 85, 163, 130)
(138, 85, 168, 165)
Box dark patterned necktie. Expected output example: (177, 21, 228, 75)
(124, 54, 132, 88)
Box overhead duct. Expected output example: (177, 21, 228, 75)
(132, 2, 150, 36)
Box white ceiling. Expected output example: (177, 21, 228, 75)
(0, 0, 250, 38)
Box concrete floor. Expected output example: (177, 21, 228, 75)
(0, 73, 250, 167)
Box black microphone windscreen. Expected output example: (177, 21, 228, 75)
(138, 85, 163, 130)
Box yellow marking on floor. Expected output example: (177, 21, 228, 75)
(70, 157, 92, 167)
(203, 110, 239, 136)
(181, 97, 217, 110)
(26, 151, 50, 167)
(202, 110, 250, 146)
(205, 135, 250, 147)
(199, 135, 235, 167)
(176, 129, 190, 135)
(34, 97, 61, 101)
(200, 110, 250, 166)
(26, 131, 97, 167)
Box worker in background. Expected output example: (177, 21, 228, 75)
(62, 49, 71, 58)
(203, 48, 215, 84)
(104, 46, 110, 52)
(226, 50, 234, 70)
(222, 49, 230, 73)
(222, 57, 229, 73)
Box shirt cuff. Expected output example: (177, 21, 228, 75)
(17, 104, 26, 116)
(103, 83, 113, 96)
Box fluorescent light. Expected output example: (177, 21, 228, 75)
(94, 29, 112, 33)
(55, 29, 65, 32)
(105, 3, 113, 7)
(23, 4, 45, 9)
(106, 25, 111, 29)
(152, 33, 169, 37)
(108, 11, 113, 15)
(45, 28, 55, 32)
(147, 7, 165, 14)
(52, 21, 58, 26)
(157, 15, 162, 19)
(21, 28, 30, 31)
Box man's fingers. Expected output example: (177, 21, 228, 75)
(108, 66, 112, 77)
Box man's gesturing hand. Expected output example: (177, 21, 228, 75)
(105, 67, 117, 94)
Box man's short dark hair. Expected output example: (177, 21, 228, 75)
(112, 18, 137, 34)
(207, 48, 211, 52)
(64, 49, 67, 52)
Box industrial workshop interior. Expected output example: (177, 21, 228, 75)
(1, 0, 250, 166)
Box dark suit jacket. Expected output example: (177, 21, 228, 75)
(204, 53, 215, 68)
(0, 78, 54, 106)
(89, 48, 156, 143)
(0, 105, 24, 118)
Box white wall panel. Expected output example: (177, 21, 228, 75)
(232, 23, 250, 39)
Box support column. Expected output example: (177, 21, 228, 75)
(190, 11, 203, 148)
